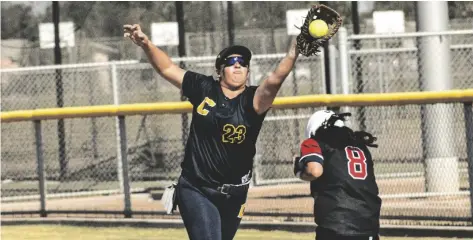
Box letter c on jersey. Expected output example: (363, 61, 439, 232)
(197, 97, 216, 116)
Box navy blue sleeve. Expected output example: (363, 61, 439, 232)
(182, 71, 213, 105)
(300, 138, 324, 165)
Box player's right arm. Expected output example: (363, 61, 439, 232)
(123, 24, 186, 89)
(299, 162, 323, 181)
(293, 138, 324, 182)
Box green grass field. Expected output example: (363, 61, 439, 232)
(0, 225, 467, 240)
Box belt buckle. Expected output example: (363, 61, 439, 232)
(219, 184, 231, 194)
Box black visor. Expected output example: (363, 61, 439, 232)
(215, 45, 252, 71)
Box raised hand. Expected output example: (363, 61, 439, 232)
(123, 24, 149, 47)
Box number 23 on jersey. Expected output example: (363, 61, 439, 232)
(196, 97, 247, 144)
(222, 124, 246, 144)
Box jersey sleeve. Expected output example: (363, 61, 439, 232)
(182, 71, 213, 105)
(300, 138, 324, 165)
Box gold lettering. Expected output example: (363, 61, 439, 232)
(196, 97, 216, 116)
(222, 124, 246, 144)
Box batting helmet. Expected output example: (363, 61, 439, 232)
(305, 110, 351, 138)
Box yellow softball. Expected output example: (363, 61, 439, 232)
(309, 19, 329, 38)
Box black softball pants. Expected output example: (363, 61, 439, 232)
(176, 175, 248, 240)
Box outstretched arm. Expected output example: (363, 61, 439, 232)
(253, 39, 299, 115)
(123, 24, 186, 89)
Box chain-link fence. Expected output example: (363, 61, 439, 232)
(2, 104, 471, 224)
(347, 33, 472, 94)
(254, 105, 472, 226)
(1, 31, 472, 226)
(0, 54, 324, 197)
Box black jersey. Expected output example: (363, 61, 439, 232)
(180, 71, 267, 186)
(300, 137, 382, 236)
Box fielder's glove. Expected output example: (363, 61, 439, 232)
(296, 4, 343, 57)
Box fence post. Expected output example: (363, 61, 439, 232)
(111, 62, 132, 218)
(328, 44, 338, 95)
(337, 27, 355, 126)
(417, 2, 458, 193)
(118, 116, 132, 218)
(34, 120, 47, 217)
(464, 103, 473, 224)
(337, 27, 349, 96)
(111, 63, 125, 193)
(319, 48, 326, 94)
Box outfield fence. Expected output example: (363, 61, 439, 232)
(1, 90, 473, 226)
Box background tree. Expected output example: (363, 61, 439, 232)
(2, 1, 473, 66)
(1, 4, 39, 41)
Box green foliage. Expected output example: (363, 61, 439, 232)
(1, 4, 39, 40)
(2, 1, 472, 41)
(448, 1, 473, 18)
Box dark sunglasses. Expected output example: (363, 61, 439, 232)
(223, 56, 249, 68)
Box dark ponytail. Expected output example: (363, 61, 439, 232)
(351, 130, 378, 148)
(311, 112, 378, 148)
(312, 123, 378, 149)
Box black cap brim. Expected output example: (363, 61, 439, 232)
(215, 45, 252, 70)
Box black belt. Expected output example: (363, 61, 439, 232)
(216, 183, 250, 196)
(180, 172, 250, 197)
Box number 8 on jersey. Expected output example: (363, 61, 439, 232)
(345, 146, 368, 180)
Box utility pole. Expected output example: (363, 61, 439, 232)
(175, 2, 188, 149)
(53, 1, 67, 180)
(227, 1, 234, 46)
(416, 1, 458, 193)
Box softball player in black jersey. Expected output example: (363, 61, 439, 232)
(124, 23, 300, 240)
(294, 110, 382, 240)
